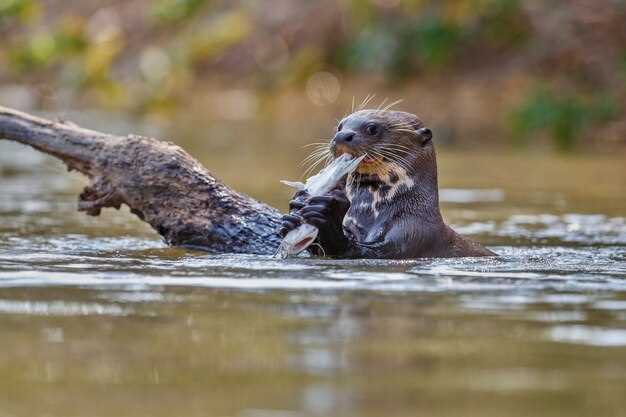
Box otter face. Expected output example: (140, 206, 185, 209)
(331, 110, 433, 176)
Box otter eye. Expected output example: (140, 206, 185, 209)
(365, 123, 379, 136)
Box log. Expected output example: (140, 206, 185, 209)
(0, 106, 283, 255)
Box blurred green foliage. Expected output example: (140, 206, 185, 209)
(187, 11, 251, 64)
(337, 0, 528, 78)
(152, 0, 208, 24)
(511, 88, 618, 150)
(0, 0, 623, 149)
(8, 17, 87, 73)
(337, 17, 461, 78)
(0, 0, 37, 22)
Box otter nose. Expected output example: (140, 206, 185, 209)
(332, 130, 355, 144)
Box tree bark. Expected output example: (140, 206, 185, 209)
(0, 106, 283, 255)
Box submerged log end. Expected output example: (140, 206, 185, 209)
(78, 179, 122, 216)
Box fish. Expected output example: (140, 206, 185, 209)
(276, 153, 365, 258)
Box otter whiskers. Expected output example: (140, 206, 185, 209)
(389, 122, 421, 136)
(376, 99, 403, 113)
(368, 144, 414, 173)
(300, 146, 329, 167)
(358, 94, 376, 111)
(300, 142, 333, 178)
(344, 94, 377, 122)
(367, 151, 411, 176)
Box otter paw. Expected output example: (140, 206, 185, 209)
(288, 199, 305, 213)
(287, 190, 309, 213)
(306, 190, 349, 217)
(279, 213, 303, 237)
(300, 204, 331, 228)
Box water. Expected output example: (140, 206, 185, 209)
(1, 124, 625, 417)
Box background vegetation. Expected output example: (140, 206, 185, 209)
(1, 0, 625, 150)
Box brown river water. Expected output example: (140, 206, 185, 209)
(0, 112, 625, 417)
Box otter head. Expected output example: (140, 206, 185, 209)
(331, 109, 434, 178)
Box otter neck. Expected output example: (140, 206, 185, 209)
(346, 158, 443, 220)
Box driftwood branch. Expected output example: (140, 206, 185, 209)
(0, 106, 282, 255)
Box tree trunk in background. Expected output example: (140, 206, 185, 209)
(0, 106, 283, 255)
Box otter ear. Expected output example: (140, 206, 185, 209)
(416, 127, 432, 146)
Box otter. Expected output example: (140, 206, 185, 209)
(279, 109, 495, 259)
(0, 105, 495, 256)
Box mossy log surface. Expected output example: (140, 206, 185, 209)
(0, 106, 283, 255)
